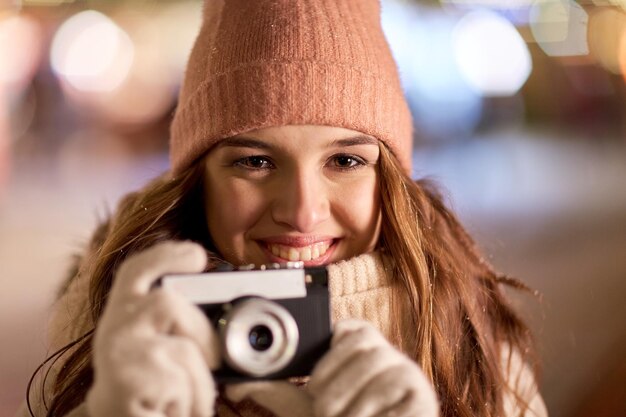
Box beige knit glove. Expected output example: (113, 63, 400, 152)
(225, 381, 314, 417)
(226, 319, 439, 417)
(86, 241, 220, 417)
(309, 319, 439, 417)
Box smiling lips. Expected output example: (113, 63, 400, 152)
(266, 241, 332, 262)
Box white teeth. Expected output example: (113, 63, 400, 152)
(267, 242, 331, 262)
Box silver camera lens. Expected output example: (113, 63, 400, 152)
(248, 325, 273, 351)
(219, 298, 299, 377)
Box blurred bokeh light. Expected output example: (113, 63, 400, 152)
(588, 7, 626, 73)
(530, 0, 589, 57)
(0, 11, 43, 192)
(51, 10, 134, 92)
(453, 9, 532, 97)
(0, 13, 42, 90)
(382, 4, 484, 140)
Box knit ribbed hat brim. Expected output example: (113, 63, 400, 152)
(170, 0, 413, 174)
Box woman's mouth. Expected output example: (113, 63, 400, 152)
(257, 237, 337, 265)
(266, 241, 331, 262)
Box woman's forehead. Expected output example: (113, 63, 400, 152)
(226, 125, 380, 149)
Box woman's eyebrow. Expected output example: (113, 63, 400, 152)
(217, 137, 272, 149)
(217, 134, 378, 149)
(331, 135, 379, 147)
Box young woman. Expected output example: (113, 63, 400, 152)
(23, 1, 547, 417)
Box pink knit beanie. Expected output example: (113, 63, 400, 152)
(170, 0, 413, 175)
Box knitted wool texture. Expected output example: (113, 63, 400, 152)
(170, 0, 414, 175)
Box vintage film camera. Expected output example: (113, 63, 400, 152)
(158, 263, 331, 383)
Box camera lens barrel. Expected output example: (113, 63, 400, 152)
(219, 298, 299, 377)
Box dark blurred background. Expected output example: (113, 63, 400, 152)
(1, 0, 625, 416)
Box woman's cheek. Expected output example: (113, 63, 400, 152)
(215, 183, 262, 230)
(336, 176, 380, 234)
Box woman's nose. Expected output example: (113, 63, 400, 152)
(270, 170, 330, 233)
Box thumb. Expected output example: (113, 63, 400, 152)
(225, 381, 314, 417)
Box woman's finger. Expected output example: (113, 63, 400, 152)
(226, 381, 314, 417)
(309, 320, 385, 394)
(162, 336, 217, 417)
(120, 289, 221, 370)
(88, 334, 192, 417)
(312, 346, 404, 417)
(343, 364, 439, 417)
(109, 241, 207, 307)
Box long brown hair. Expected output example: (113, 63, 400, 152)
(31, 143, 536, 417)
(378, 144, 536, 416)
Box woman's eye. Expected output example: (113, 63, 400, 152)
(235, 156, 273, 169)
(330, 155, 366, 169)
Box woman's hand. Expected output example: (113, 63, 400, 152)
(86, 241, 219, 417)
(226, 319, 439, 417)
(308, 319, 439, 417)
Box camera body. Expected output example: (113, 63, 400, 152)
(159, 263, 331, 383)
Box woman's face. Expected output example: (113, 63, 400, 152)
(203, 125, 381, 266)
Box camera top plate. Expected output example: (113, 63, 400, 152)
(159, 269, 305, 304)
